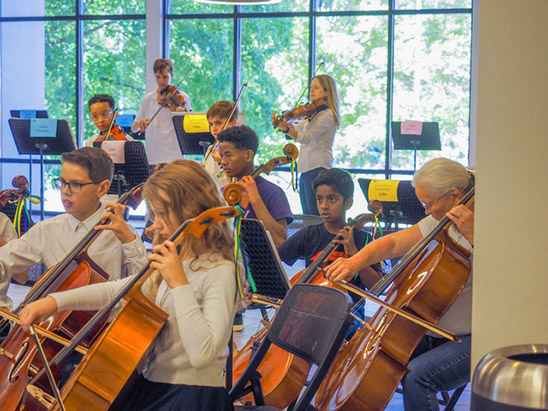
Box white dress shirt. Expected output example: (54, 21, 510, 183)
(132, 90, 192, 165)
(0, 213, 17, 244)
(0, 206, 148, 311)
(293, 109, 337, 173)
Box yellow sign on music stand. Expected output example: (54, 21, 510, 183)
(183, 114, 210, 133)
(368, 179, 400, 202)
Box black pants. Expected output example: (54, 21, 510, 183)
(118, 374, 234, 411)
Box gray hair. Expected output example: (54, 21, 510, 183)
(412, 158, 473, 196)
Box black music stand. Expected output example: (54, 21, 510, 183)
(10, 110, 49, 119)
(358, 178, 425, 230)
(391, 121, 441, 172)
(8, 118, 77, 220)
(93, 141, 149, 197)
(240, 219, 292, 302)
(172, 113, 215, 156)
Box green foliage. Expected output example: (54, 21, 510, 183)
(40, 0, 471, 181)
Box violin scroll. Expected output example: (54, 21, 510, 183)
(0, 175, 30, 208)
(222, 183, 249, 209)
(368, 200, 383, 217)
(282, 143, 299, 161)
(12, 175, 30, 192)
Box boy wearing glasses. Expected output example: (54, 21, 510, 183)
(0, 147, 147, 313)
(85, 94, 134, 147)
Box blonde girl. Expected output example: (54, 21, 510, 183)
(21, 159, 239, 411)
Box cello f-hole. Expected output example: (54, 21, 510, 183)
(9, 340, 30, 383)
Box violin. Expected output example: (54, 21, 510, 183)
(95, 109, 131, 142)
(136, 69, 192, 136)
(157, 84, 187, 112)
(231, 207, 382, 408)
(272, 97, 328, 128)
(0, 175, 30, 209)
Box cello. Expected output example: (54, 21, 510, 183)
(313, 186, 475, 410)
(0, 185, 144, 411)
(20, 183, 248, 411)
(231, 207, 383, 408)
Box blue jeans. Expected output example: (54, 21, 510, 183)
(402, 335, 471, 411)
(299, 167, 326, 216)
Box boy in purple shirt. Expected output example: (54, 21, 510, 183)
(217, 125, 294, 331)
(217, 125, 293, 247)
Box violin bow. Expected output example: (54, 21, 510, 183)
(202, 83, 248, 165)
(137, 68, 192, 136)
(102, 108, 119, 140)
(334, 280, 460, 342)
(294, 61, 324, 107)
(0, 307, 88, 355)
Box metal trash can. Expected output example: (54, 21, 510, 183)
(471, 344, 548, 410)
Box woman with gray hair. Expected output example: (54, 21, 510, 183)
(326, 157, 474, 411)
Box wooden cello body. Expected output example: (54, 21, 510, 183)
(232, 212, 379, 408)
(313, 192, 474, 410)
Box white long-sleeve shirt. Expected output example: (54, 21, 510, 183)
(52, 252, 238, 387)
(0, 206, 148, 311)
(132, 90, 192, 165)
(293, 109, 337, 173)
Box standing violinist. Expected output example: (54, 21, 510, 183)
(272, 74, 340, 216)
(325, 158, 474, 411)
(131, 59, 192, 167)
(85, 94, 134, 147)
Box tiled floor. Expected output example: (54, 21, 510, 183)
(7, 258, 471, 410)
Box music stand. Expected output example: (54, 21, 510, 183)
(10, 110, 49, 119)
(240, 219, 292, 302)
(172, 112, 215, 156)
(391, 121, 441, 171)
(358, 178, 425, 230)
(93, 141, 149, 197)
(8, 118, 77, 220)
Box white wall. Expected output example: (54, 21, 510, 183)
(472, 0, 548, 369)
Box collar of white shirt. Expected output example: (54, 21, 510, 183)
(66, 206, 105, 234)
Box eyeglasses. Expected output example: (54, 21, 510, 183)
(90, 111, 113, 121)
(53, 178, 99, 194)
(421, 191, 450, 211)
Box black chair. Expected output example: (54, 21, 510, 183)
(229, 283, 353, 410)
(286, 214, 324, 238)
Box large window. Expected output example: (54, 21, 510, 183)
(1, 0, 473, 216)
(1, 1, 145, 213)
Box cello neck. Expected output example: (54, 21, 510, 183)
(369, 186, 475, 296)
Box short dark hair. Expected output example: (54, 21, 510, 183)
(62, 147, 114, 183)
(88, 94, 114, 111)
(313, 168, 354, 200)
(207, 100, 239, 123)
(217, 125, 258, 154)
(153, 58, 174, 75)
